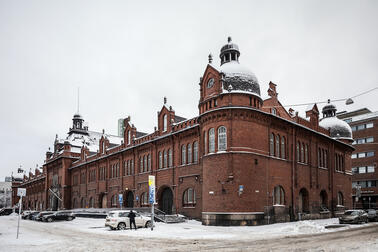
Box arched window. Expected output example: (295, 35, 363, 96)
(163, 114, 168, 132)
(320, 190, 328, 209)
(139, 157, 143, 173)
(337, 192, 344, 206)
(187, 144, 192, 164)
(271, 108, 277, 115)
(127, 131, 131, 145)
(301, 143, 304, 163)
(275, 134, 280, 158)
(296, 142, 300, 162)
(144, 155, 147, 172)
(102, 141, 106, 154)
(270, 133, 275, 156)
(163, 150, 167, 168)
(204, 131, 207, 154)
(168, 149, 173, 167)
(181, 145, 186, 165)
(183, 188, 196, 206)
(209, 128, 215, 153)
(73, 198, 77, 209)
(140, 192, 148, 207)
(159, 151, 162, 169)
(281, 136, 286, 159)
(193, 141, 198, 162)
(324, 150, 327, 168)
(148, 154, 151, 171)
(305, 144, 308, 164)
(218, 126, 227, 151)
(273, 186, 285, 205)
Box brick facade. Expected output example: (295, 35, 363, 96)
(12, 38, 354, 225)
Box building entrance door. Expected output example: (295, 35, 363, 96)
(160, 187, 173, 214)
(125, 191, 134, 208)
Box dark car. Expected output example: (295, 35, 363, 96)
(0, 208, 14, 216)
(22, 211, 38, 219)
(42, 211, 75, 222)
(339, 210, 368, 224)
(34, 211, 54, 221)
(366, 209, 378, 222)
(28, 211, 41, 220)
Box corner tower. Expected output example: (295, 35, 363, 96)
(199, 37, 262, 115)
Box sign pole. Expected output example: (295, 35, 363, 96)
(148, 175, 155, 231)
(16, 195, 23, 239)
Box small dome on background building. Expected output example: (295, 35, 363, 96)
(319, 100, 353, 141)
(219, 37, 261, 97)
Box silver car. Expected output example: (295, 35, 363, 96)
(105, 210, 152, 230)
(339, 210, 368, 224)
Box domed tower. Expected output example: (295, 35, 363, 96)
(319, 100, 353, 143)
(72, 113, 84, 130)
(198, 37, 262, 115)
(200, 38, 267, 226)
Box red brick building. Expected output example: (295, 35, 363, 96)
(338, 108, 377, 209)
(12, 38, 354, 225)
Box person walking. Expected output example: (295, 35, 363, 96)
(129, 210, 137, 230)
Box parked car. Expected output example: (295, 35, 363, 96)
(28, 211, 41, 220)
(34, 211, 54, 221)
(0, 208, 14, 216)
(22, 211, 39, 220)
(339, 210, 368, 224)
(366, 209, 378, 222)
(42, 211, 75, 222)
(105, 210, 152, 230)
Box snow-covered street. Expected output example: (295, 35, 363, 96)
(1, 215, 378, 251)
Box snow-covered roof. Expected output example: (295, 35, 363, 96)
(220, 61, 261, 96)
(319, 117, 353, 140)
(343, 111, 378, 123)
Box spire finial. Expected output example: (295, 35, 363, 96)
(228, 36, 232, 43)
(164, 97, 167, 104)
(327, 99, 330, 104)
(208, 53, 213, 64)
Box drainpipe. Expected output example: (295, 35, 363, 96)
(292, 127, 296, 220)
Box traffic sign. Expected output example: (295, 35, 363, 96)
(149, 175, 155, 204)
(17, 188, 26, 197)
(118, 194, 123, 206)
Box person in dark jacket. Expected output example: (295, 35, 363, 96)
(129, 210, 137, 230)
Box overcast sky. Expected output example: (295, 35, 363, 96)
(1, 0, 377, 180)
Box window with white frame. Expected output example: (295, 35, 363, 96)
(144, 155, 147, 172)
(218, 126, 227, 151)
(168, 148, 173, 167)
(273, 186, 285, 205)
(275, 134, 280, 157)
(159, 151, 162, 169)
(209, 128, 215, 153)
(193, 141, 198, 162)
(281, 136, 286, 159)
(181, 145, 186, 165)
(148, 154, 151, 171)
(337, 192, 343, 206)
(183, 188, 196, 206)
(270, 133, 275, 156)
(187, 144, 192, 164)
(163, 114, 167, 132)
(163, 150, 167, 168)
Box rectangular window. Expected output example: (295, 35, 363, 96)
(367, 151, 374, 157)
(359, 152, 366, 158)
(351, 153, 357, 159)
(351, 126, 357, 131)
(366, 123, 373, 128)
(366, 137, 374, 143)
(359, 167, 366, 173)
(352, 182, 357, 188)
(352, 167, 358, 174)
(357, 138, 365, 144)
(359, 181, 367, 188)
(367, 166, 375, 173)
(357, 125, 365, 130)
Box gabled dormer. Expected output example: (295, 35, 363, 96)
(99, 134, 110, 155)
(306, 103, 320, 129)
(157, 98, 177, 135)
(123, 116, 138, 147)
(199, 62, 222, 113)
(80, 145, 89, 160)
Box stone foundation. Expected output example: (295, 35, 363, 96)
(202, 212, 265, 226)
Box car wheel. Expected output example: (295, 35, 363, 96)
(145, 221, 152, 228)
(118, 222, 126, 230)
(67, 216, 73, 221)
(47, 218, 53, 223)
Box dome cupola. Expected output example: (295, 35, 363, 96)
(319, 100, 353, 141)
(220, 37, 240, 65)
(218, 37, 261, 97)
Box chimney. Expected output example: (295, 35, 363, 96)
(306, 104, 319, 129)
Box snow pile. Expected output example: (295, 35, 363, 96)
(280, 220, 326, 234)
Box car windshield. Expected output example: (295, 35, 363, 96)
(344, 211, 358, 216)
(108, 212, 115, 217)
